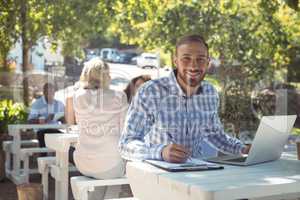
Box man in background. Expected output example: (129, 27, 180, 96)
(28, 83, 64, 147)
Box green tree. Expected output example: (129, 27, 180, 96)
(110, 0, 300, 134)
(1, 0, 113, 105)
(0, 0, 18, 71)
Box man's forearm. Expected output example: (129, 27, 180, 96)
(206, 131, 245, 155)
(119, 138, 165, 161)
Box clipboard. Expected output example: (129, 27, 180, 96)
(145, 158, 224, 172)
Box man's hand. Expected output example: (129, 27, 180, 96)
(241, 144, 251, 154)
(46, 114, 54, 123)
(162, 144, 190, 163)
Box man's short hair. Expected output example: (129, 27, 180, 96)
(43, 83, 55, 93)
(175, 34, 209, 55)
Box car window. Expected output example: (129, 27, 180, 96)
(145, 56, 157, 59)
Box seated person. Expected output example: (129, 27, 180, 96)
(28, 83, 64, 147)
(71, 58, 128, 199)
(119, 34, 250, 163)
(64, 82, 80, 125)
(124, 75, 151, 104)
(66, 75, 152, 126)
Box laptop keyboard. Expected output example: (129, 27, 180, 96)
(225, 157, 247, 162)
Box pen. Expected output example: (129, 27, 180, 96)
(167, 133, 193, 162)
(167, 132, 175, 144)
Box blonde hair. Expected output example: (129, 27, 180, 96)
(80, 58, 110, 89)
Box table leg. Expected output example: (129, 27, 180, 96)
(55, 180, 61, 200)
(12, 130, 21, 179)
(57, 151, 69, 200)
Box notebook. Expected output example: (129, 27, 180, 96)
(145, 158, 224, 172)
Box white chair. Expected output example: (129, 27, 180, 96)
(37, 157, 56, 200)
(37, 156, 78, 200)
(20, 147, 54, 183)
(71, 176, 134, 200)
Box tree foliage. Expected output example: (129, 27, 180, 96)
(0, 0, 114, 105)
(0, 0, 18, 70)
(109, 0, 300, 134)
(111, 0, 299, 79)
(1, 0, 300, 109)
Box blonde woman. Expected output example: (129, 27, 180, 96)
(71, 58, 128, 199)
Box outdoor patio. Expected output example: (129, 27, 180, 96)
(0, 173, 74, 200)
(1, 1, 300, 200)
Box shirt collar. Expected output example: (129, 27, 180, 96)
(169, 69, 203, 97)
(42, 96, 54, 105)
(42, 96, 47, 104)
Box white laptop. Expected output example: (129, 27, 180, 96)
(205, 115, 297, 166)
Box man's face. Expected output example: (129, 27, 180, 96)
(44, 87, 55, 103)
(174, 41, 209, 90)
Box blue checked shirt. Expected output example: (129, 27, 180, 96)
(119, 70, 245, 161)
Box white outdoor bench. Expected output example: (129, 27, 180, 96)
(7, 124, 68, 184)
(37, 157, 56, 200)
(2, 139, 39, 177)
(71, 176, 132, 200)
(45, 133, 78, 200)
(20, 147, 55, 183)
(37, 156, 78, 200)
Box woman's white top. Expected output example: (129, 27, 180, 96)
(73, 88, 128, 179)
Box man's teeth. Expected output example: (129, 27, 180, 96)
(187, 71, 200, 76)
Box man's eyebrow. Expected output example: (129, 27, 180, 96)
(181, 53, 207, 57)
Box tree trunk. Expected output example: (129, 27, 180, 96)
(2, 52, 9, 71)
(21, 0, 30, 106)
(22, 48, 30, 106)
(0, 52, 11, 87)
(17, 183, 43, 200)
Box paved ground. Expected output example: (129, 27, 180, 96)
(0, 173, 75, 200)
(0, 177, 18, 200)
(0, 167, 132, 200)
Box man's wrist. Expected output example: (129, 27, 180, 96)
(241, 144, 251, 154)
(239, 145, 247, 155)
(155, 144, 167, 160)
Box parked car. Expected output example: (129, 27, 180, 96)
(131, 56, 138, 65)
(85, 49, 99, 61)
(100, 48, 119, 62)
(111, 51, 121, 63)
(115, 52, 138, 64)
(136, 53, 160, 69)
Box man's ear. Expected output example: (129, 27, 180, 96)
(207, 56, 211, 68)
(173, 55, 178, 67)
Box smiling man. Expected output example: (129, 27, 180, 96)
(119, 34, 250, 163)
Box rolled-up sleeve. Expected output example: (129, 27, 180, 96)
(202, 93, 245, 155)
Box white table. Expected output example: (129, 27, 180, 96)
(45, 133, 79, 200)
(126, 152, 300, 200)
(7, 124, 67, 184)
